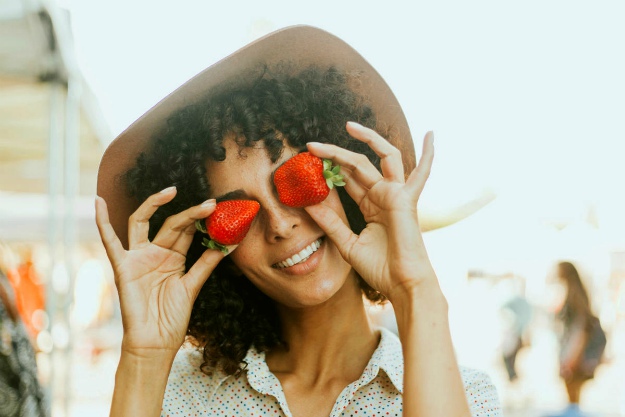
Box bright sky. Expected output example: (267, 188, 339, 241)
(67, 0, 625, 255)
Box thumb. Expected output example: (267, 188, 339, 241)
(183, 245, 237, 298)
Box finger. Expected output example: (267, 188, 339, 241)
(306, 141, 381, 191)
(331, 166, 367, 205)
(183, 245, 237, 298)
(304, 202, 358, 263)
(170, 223, 200, 256)
(405, 131, 434, 203)
(152, 199, 216, 250)
(128, 186, 177, 249)
(346, 121, 405, 182)
(95, 196, 125, 269)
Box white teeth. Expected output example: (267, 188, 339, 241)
(276, 238, 322, 268)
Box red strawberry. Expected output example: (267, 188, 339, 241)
(195, 200, 260, 253)
(273, 152, 345, 208)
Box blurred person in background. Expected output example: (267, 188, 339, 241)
(499, 275, 533, 384)
(0, 243, 48, 417)
(546, 261, 606, 417)
(9, 247, 46, 340)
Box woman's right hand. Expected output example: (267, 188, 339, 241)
(95, 187, 230, 357)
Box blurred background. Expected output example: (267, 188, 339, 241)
(0, 0, 624, 416)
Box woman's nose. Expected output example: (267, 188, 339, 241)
(262, 199, 301, 242)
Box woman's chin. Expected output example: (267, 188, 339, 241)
(274, 274, 358, 310)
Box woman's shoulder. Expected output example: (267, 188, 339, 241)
(459, 366, 497, 388)
(169, 343, 228, 382)
(378, 328, 501, 412)
(170, 344, 203, 373)
(459, 366, 502, 415)
(163, 344, 228, 414)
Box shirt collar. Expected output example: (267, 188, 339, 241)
(373, 327, 404, 393)
(243, 347, 279, 394)
(243, 347, 294, 416)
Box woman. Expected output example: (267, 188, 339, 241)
(96, 26, 501, 416)
(549, 261, 605, 417)
(0, 244, 48, 417)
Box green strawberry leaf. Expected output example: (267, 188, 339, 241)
(195, 219, 207, 234)
(322, 158, 346, 190)
(202, 237, 229, 254)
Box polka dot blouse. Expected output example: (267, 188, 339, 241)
(161, 328, 502, 416)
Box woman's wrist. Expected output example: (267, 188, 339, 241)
(111, 349, 177, 417)
(120, 333, 183, 361)
(388, 279, 447, 311)
(119, 346, 178, 365)
(388, 280, 448, 331)
(115, 347, 177, 387)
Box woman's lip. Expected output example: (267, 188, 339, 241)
(275, 239, 325, 275)
(272, 236, 324, 267)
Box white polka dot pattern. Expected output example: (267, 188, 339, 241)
(161, 328, 502, 416)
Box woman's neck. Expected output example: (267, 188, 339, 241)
(266, 276, 380, 382)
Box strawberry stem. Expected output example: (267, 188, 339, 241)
(195, 219, 207, 234)
(197, 221, 229, 254)
(322, 158, 345, 190)
(202, 237, 229, 254)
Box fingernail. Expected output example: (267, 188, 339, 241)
(160, 186, 176, 193)
(346, 121, 363, 129)
(201, 199, 216, 208)
(307, 142, 322, 149)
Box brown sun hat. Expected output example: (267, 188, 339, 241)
(97, 24, 415, 249)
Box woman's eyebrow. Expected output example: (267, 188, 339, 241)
(214, 189, 249, 202)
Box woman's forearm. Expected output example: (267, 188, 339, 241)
(109, 349, 176, 417)
(391, 283, 471, 417)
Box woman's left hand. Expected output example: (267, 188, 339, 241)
(305, 121, 437, 302)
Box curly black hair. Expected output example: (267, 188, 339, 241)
(124, 65, 389, 377)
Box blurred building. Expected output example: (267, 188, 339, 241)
(0, 0, 110, 241)
(0, 1, 113, 415)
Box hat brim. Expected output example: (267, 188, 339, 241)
(97, 25, 414, 249)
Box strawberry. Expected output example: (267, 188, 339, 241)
(195, 200, 260, 253)
(274, 152, 345, 208)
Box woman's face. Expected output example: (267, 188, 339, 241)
(205, 136, 356, 309)
(544, 264, 567, 309)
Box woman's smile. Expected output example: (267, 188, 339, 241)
(273, 237, 322, 268)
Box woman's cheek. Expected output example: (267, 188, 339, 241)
(229, 243, 255, 273)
